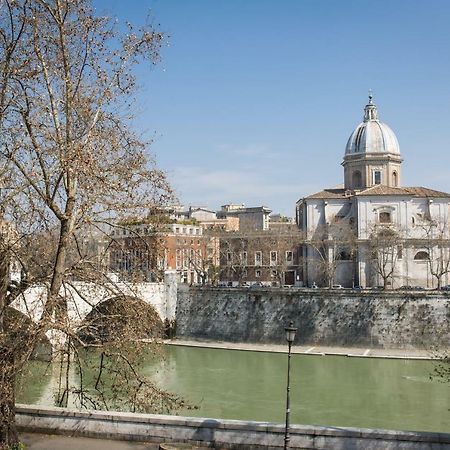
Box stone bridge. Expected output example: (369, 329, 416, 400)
(10, 271, 178, 351)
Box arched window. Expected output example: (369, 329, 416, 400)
(352, 171, 362, 188)
(414, 251, 429, 260)
(392, 171, 398, 187)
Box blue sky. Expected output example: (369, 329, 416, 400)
(94, 0, 450, 216)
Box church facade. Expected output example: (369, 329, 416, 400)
(296, 95, 450, 289)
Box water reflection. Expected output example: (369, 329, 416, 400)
(16, 360, 52, 405)
(18, 345, 450, 433)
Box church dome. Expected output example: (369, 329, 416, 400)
(345, 95, 400, 156)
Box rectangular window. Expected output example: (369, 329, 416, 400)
(255, 251, 262, 266)
(255, 269, 261, 278)
(241, 251, 248, 265)
(397, 245, 403, 260)
(373, 170, 381, 185)
(227, 252, 232, 265)
(339, 249, 352, 260)
(286, 251, 293, 263)
(270, 251, 277, 266)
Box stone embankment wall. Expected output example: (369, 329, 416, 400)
(176, 287, 450, 348)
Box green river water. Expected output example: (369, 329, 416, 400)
(17, 345, 450, 433)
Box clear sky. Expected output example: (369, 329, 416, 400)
(94, 0, 450, 216)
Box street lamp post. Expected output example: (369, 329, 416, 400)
(284, 321, 297, 450)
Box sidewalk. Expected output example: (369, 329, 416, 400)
(20, 433, 159, 450)
(165, 338, 442, 360)
(20, 433, 211, 450)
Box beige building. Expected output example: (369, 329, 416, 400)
(218, 204, 271, 231)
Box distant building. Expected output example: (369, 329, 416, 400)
(296, 95, 450, 288)
(218, 204, 271, 231)
(218, 229, 303, 286)
(109, 223, 218, 285)
(268, 214, 297, 232)
(188, 207, 217, 222)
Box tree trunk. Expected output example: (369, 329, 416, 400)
(0, 234, 19, 449)
(45, 218, 71, 319)
(0, 350, 18, 449)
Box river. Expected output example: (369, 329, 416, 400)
(16, 345, 450, 433)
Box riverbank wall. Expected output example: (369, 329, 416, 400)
(176, 286, 450, 348)
(15, 404, 450, 450)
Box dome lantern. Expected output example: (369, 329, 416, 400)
(363, 92, 378, 121)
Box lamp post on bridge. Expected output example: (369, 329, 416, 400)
(284, 321, 297, 450)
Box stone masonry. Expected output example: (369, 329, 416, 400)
(176, 286, 450, 348)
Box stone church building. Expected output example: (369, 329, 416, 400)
(296, 95, 450, 288)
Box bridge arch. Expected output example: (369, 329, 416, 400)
(76, 295, 164, 344)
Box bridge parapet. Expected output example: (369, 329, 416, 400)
(10, 271, 178, 331)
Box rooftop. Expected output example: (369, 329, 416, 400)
(301, 185, 450, 201)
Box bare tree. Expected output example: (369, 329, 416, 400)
(218, 230, 304, 286)
(0, 1, 185, 447)
(219, 234, 249, 285)
(369, 226, 402, 289)
(419, 219, 450, 289)
(308, 220, 356, 288)
(184, 235, 219, 285)
(262, 229, 304, 286)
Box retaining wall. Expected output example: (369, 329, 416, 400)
(15, 405, 450, 450)
(176, 287, 450, 348)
